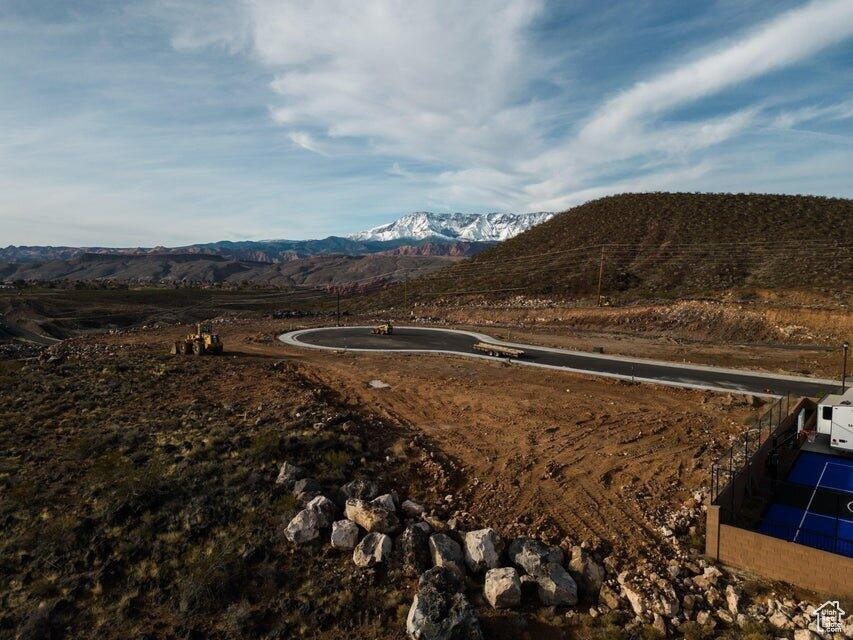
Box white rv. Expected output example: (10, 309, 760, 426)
(816, 387, 853, 453)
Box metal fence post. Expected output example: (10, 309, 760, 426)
(711, 464, 716, 502)
(729, 446, 735, 516)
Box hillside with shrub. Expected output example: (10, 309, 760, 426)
(385, 193, 852, 303)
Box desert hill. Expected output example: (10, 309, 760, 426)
(0, 252, 458, 291)
(391, 193, 852, 302)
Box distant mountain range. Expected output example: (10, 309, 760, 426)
(0, 237, 488, 264)
(0, 211, 552, 264)
(349, 211, 554, 241)
(0, 211, 556, 287)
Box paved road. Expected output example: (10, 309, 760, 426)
(280, 326, 842, 397)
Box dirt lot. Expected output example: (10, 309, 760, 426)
(162, 319, 758, 563)
(278, 345, 752, 562)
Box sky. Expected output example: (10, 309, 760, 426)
(1, 0, 852, 246)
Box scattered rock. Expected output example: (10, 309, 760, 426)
(292, 478, 322, 502)
(768, 609, 794, 629)
(400, 524, 432, 576)
(695, 610, 716, 628)
(275, 461, 306, 487)
(306, 495, 336, 528)
(484, 567, 521, 609)
(536, 563, 578, 606)
(599, 584, 621, 610)
(345, 498, 399, 533)
(519, 574, 538, 597)
(692, 565, 722, 590)
(652, 613, 667, 636)
(341, 479, 379, 501)
(406, 567, 483, 640)
(371, 493, 397, 512)
(352, 532, 393, 568)
(569, 545, 605, 594)
(330, 519, 360, 550)
(507, 537, 561, 577)
(725, 584, 740, 615)
(507, 537, 575, 606)
(463, 528, 502, 574)
(429, 533, 465, 578)
(402, 499, 425, 518)
(284, 508, 321, 544)
(418, 565, 463, 594)
(620, 580, 646, 617)
(793, 630, 819, 640)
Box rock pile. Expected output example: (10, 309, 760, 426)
(280, 461, 601, 639)
(280, 459, 850, 639)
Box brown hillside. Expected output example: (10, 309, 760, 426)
(388, 193, 852, 302)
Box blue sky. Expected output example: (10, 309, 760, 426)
(1, 0, 851, 246)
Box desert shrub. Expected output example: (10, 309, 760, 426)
(90, 453, 171, 523)
(679, 621, 716, 640)
(718, 620, 774, 640)
(250, 430, 283, 461)
(178, 544, 248, 616)
(572, 611, 630, 640)
(320, 449, 350, 479)
(223, 600, 258, 639)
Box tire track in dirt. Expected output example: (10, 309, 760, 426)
(207, 325, 755, 559)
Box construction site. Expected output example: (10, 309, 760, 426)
(2, 195, 852, 640)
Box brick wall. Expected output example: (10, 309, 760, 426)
(706, 505, 853, 600)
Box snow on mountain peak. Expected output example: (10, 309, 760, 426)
(349, 211, 554, 242)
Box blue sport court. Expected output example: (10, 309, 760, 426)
(758, 451, 853, 557)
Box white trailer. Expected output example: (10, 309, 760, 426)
(816, 387, 853, 453)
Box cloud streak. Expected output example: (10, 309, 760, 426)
(0, 0, 851, 244)
(579, 0, 853, 144)
(231, 0, 853, 212)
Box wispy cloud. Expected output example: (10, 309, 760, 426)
(287, 131, 329, 156)
(0, 0, 851, 245)
(579, 0, 853, 144)
(770, 100, 853, 129)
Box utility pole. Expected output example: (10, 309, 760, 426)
(843, 341, 850, 392)
(404, 275, 408, 312)
(596, 246, 605, 307)
(336, 289, 341, 327)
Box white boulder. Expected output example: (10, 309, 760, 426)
(484, 567, 521, 609)
(464, 528, 502, 574)
(330, 519, 360, 550)
(306, 495, 336, 528)
(353, 532, 393, 567)
(284, 509, 321, 544)
(345, 498, 399, 533)
(429, 533, 465, 578)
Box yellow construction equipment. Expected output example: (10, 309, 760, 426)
(171, 322, 223, 355)
(372, 322, 393, 335)
(473, 342, 524, 358)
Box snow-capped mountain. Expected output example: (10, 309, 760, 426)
(349, 211, 554, 242)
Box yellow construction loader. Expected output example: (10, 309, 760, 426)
(171, 322, 223, 355)
(372, 322, 393, 335)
